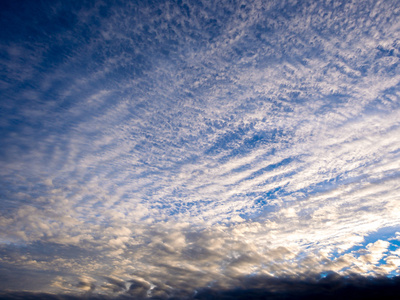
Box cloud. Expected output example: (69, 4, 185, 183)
(1, 274, 400, 299)
(193, 274, 400, 300)
(1, 220, 399, 297)
(1, 0, 400, 298)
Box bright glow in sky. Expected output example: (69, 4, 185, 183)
(1, 0, 400, 299)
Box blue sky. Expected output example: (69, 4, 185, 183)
(1, 0, 400, 298)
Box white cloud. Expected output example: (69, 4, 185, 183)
(1, 0, 400, 296)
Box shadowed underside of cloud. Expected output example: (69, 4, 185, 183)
(194, 275, 400, 300)
(1, 222, 399, 298)
(1, 275, 400, 300)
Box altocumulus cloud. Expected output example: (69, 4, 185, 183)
(1, 0, 400, 298)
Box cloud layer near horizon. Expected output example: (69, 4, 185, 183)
(1, 0, 400, 298)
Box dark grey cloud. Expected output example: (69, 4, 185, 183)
(193, 274, 400, 300)
(1, 274, 400, 300)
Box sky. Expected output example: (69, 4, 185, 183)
(0, 0, 400, 299)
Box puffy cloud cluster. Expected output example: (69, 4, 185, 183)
(1, 218, 400, 298)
